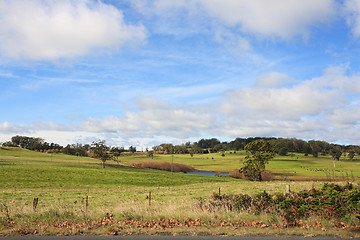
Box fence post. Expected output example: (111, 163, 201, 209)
(85, 187, 89, 222)
(33, 197, 39, 212)
(286, 185, 291, 194)
(149, 192, 151, 206)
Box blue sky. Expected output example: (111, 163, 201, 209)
(2, 0, 360, 147)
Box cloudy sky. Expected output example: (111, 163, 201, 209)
(1, 0, 360, 147)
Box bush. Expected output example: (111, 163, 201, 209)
(229, 169, 242, 179)
(196, 183, 360, 226)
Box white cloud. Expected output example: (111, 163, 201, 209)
(197, 0, 336, 40)
(32, 121, 69, 131)
(256, 72, 295, 88)
(0, 70, 15, 78)
(328, 107, 360, 128)
(3, 65, 360, 146)
(0, 121, 27, 133)
(214, 27, 252, 55)
(221, 84, 336, 120)
(216, 117, 326, 140)
(130, 0, 204, 37)
(215, 65, 360, 143)
(0, 0, 147, 60)
(134, 0, 336, 41)
(310, 64, 360, 95)
(344, 0, 360, 38)
(26, 130, 99, 146)
(20, 76, 98, 90)
(78, 98, 216, 139)
(80, 116, 134, 133)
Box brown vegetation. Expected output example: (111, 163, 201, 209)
(130, 161, 195, 173)
(229, 169, 274, 181)
(4, 213, 360, 236)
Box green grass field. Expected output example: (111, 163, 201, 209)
(0, 147, 359, 237)
(120, 150, 360, 181)
(0, 148, 233, 190)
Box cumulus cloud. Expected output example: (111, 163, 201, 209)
(4, 65, 360, 145)
(78, 98, 216, 139)
(0, 0, 147, 60)
(215, 65, 360, 143)
(133, 0, 336, 41)
(221, 83, 336, 120)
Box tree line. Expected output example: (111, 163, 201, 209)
(2, 135, 359, 174)
(1, 135, 137, 157)
(153, 137, 360, 160)
(2, 135, 360, 161)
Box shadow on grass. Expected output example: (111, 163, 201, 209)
(341, 159, 360, 162)
(0, 160, 14, 165)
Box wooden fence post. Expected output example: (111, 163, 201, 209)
(286, 185, 291, 194)
(149, 192, 151, 206)
(33, 197, 39, 212)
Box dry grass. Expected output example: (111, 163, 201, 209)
(130, 161, 195, 173)
(2, 193, 359, 237)
(229, 169, 274, 181)
(1, 181, 359, 237)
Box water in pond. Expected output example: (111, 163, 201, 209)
(187, 171, 229, 176)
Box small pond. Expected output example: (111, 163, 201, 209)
(187, 171, 229, 176)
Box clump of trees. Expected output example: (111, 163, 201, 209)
(2, 135, 62, 152)
(62, 143, 90, 156)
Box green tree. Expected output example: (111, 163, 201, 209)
(329, 145, 342, 168)
(190, 142, 202, 154)
(10, 135, 44, 150)
(348, 150, 355, 160)
(91, 140, 113, 168)
(330, 146, 342, 161)
(110, 146, 125, 165)
(240, 139, 276, 181)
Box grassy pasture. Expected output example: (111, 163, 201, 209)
(0, 147, 360, 237)
(120, 151, 360, 181)
(0, 147, 233, 190)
